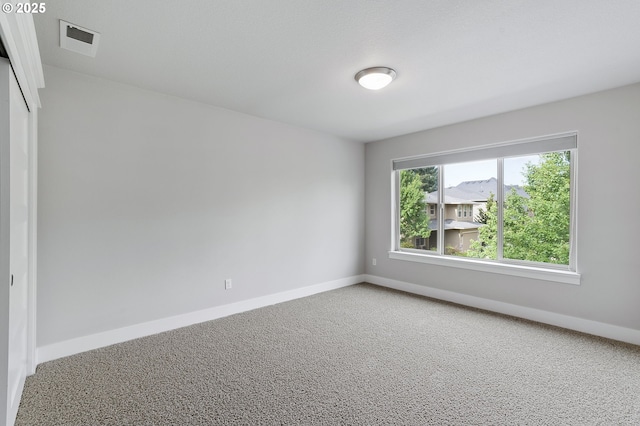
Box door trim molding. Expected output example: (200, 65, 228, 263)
(26, 107, 37, 375)
(0, 8, 43, 380)
(0, 10, 44, 108)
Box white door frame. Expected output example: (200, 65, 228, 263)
(2, 58, 30, 426)
(0, 58, 13, 426)
(0, 5, 43, 377)
(0, 9, 43, 426)
(25, 101, 37, 375)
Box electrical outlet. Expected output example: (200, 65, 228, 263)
(225, 279, 232, 289)
(372, 258, 377, 266)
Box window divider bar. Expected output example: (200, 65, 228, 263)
(437, 165, 444, 254)
(569, 149, 578, 272)
(391, 169, 399, 251)
(497, 158, 504, 260)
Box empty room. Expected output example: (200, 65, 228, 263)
(1, 1, 640, 425)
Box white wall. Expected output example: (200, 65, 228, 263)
(365, 83, 640, 331)
(37, 66, 364, 348)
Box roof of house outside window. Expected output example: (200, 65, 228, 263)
(455, 177, 528, 199)
(428, 219, 483, 230)
(426, 177, 528, 205)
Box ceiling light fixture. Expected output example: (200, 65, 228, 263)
(355, 66, 397, 90)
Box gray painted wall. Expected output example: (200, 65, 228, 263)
(365, 83, 640, 330)
(37, 66, 365, 347)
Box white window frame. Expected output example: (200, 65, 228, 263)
(390, 132, 580, 286)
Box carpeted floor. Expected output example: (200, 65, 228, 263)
(16, 283, 640, 425)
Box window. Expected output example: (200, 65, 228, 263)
(399, 167, 439, 251)
(392, 133, 578, 282)
(457, 204, 473, 217)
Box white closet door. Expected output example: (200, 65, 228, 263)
(1, 58, 30, 426)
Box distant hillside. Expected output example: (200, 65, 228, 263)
(454, 177, 528, 199)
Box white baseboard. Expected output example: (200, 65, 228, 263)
(37, 273, 638, 365)
(363, 274, 640, 346)
(37, 275, 364, 365)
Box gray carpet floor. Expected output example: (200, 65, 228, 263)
(16, 283, 640, 425)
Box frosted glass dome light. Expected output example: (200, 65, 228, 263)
(355, 67, 397, 90)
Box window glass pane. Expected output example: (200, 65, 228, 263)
(399, 167, 438, 251)
(443, 160, 497, 258)
(503, 151, 571, 265)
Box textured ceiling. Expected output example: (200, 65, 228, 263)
(34, 0, 640, 142)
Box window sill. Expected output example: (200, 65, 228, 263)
(388, 251, 580, 285)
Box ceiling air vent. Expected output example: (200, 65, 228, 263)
(59, 20, 100, 57)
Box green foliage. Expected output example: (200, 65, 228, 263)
(413, 167, 438, 192)
(467, 193, 498, 259)
(466, 152, 571, 264)
(474, 193, 494, 224)
(446, 246, 468, 257)
(504, 151, 571, 264)
(399, 170, 431, 247)
(502, 189, 532, 260)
